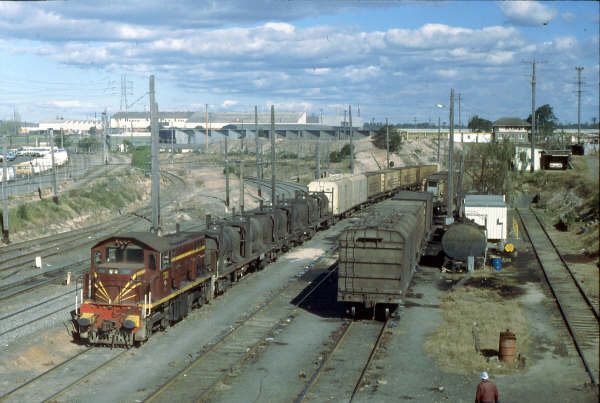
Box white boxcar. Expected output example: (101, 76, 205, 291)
(0, 167, 15, 182)
(308, 174, 367, 215)
(463, 194, 507, 241)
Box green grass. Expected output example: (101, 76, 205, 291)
(4, 172, 146, 234)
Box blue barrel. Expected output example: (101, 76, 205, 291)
(492, 257, 502, 272)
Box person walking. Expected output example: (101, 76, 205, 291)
(475, 371, 499, 403)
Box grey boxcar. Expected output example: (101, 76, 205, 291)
(338, 192, 433, 318)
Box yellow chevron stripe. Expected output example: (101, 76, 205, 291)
(115, 270, 145, 302)
(172, 245, 205, 263)
(115, 282, 141, 303)
(96, 280, 111, 303)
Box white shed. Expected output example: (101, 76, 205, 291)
(515, 146, 544, 172)
(463, 194, 507, 241)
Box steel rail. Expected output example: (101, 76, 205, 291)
(0, 347, 93, 402)
(530, 209, 599, 321)
(0, 260, 87, 301)
(517, 208, 599, 395)
(295, 321, 354, 402)
(41, 349, 129, 403)
(144, 247, 339, 403)
(0, 303, 72, 338)
(349, 320, 389, 402)
(0, 288, 75, 321)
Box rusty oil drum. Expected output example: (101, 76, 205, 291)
(499, 329, 517, 362)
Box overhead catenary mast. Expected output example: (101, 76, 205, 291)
(149, 75, 160, 233)
(270, 105, 276, 206)
(349, 105, 354, 174)
(255, 105, 261, 197)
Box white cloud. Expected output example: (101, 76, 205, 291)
(561, 12, 576, 24)
(435, 69, 457, 78)
(498, 1, 557, 27)
(554, 36, 577, 51)
(49, 100, 96, 108)
(222, 100, 238, 107)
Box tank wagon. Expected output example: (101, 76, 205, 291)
(338, 191, 434, 319)
(74, 164, 437, 346)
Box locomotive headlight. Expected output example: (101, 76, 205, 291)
(109, 269, 119, 274)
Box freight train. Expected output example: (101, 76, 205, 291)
(73, 164, 437, 346)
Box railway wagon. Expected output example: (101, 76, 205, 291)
(338, 192, 433, 319)
(307, 174, 367, 215)
(365, 171, 384, 199)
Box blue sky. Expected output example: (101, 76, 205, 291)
(0, 0, 597, 125)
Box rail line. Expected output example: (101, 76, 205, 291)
(0, 289, 76, 338)
(144, 249, 339, 402)
(517, 208, 599, 394)
(296, 319, 389, 402)
(0, 259, 87, 302)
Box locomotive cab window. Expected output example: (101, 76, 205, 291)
(149, 253, 157, 271)
(107, 245, 144, 263)
(94, 250, 102, 266)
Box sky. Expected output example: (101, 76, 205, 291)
(0, 0, 597, 126)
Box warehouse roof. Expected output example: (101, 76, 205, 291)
(493, 117, 530, 127)
(188, 111, 305, 124)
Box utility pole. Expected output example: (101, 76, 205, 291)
(458, 93, 463, 143)
(349, 105, 354, 174)
(576, 66, 584, 144)
(530, 59, 536, 173)
(102, 109, 107, 165)
(297, 138, 300, 182)
(225, 134, 229, 207)
(255, 105, 261, 197)
(315, 133, 321, 179)
(149, 75, 160, 233)
(385, 118, 390, 169)
(447, 89, 455, 222)
(239, 160, 244, 214)
(205, 104, 209, 152)
(270, 105, 276, 206)
(50, 129, 58, 204)
(12, 108, 16, 150)
(437, 117, 441, 164)
(170, 127, 174, 164)
(326, 138, 330, 173)
(2, 131, 9, 243)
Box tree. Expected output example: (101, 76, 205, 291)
(467, 115, 492, 132)
(464, 140, 515, 197)
(526, 104, 557, 139)
(371, 125, 402, 152)
(88, 126, 97, 136)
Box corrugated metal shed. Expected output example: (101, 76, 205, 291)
(463, 194, 507, 240)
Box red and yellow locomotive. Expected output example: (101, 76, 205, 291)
(75, 231, 213, 346)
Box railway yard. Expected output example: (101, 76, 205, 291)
(0, 145, 597, 403)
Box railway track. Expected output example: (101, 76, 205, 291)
(0, 288, 77, 339)
(144, 248, 339, 402)
(0, 259, 87, 302)
(244, 176, 307, 200)
(517, 208, 599, 394)
(296, 319, 390, 402)
(0, 346, 127, 403)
